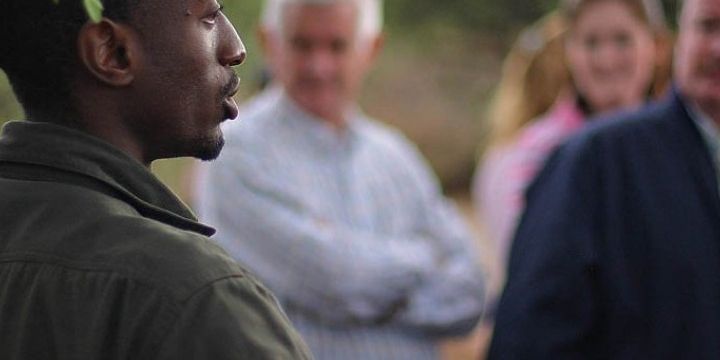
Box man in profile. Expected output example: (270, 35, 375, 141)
(0, 0, 311, 358)
(196, 0, 486, 359)
(489, 0, 720, 358)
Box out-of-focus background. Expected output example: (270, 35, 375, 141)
(0, 0, 680, 358)
(0, 0, 680, 194)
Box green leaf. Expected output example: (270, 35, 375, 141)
(83, 0, 104, 23)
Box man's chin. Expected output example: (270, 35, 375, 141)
(296, 94, 344, 116)
(194, 136, 225, 161)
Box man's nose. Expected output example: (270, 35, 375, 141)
(306, 49, 336, 77)
(219, 14, 246, 67)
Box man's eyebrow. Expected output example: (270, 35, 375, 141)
(185, 0, 219, 15)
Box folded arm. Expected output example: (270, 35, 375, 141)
(197, 152, 439, 325)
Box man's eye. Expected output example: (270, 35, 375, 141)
(698, 18, 720, 35)
(330, 39, 348, 54)
(614, 33, 632, 48)
(203, 6, 224, 25)
(583, 36, 599, 51)
(291, 38, 313, 52)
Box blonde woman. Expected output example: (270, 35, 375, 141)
(474, 0, 672, 265)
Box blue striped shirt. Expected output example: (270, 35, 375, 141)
(195, 87, 486, 360)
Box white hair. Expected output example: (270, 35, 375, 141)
(261, 0, 383, 42)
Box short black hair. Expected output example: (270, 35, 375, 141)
(0, 0, 140, 120)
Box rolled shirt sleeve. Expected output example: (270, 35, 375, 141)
(394, 144, 486, 337)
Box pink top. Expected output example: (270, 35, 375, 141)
(473, 95, 585, 262)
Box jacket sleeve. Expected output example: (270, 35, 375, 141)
(487, 137, 604, 359)
(155, 276, 313, 360)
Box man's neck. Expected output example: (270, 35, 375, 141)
(321, 114, 349, 133)
(31, 111, 148, 167)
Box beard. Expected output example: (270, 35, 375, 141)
(194, 134, 225, 161)
(149, 131, 225, 163)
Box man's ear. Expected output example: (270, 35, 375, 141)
(77, 19, 138, 86)
(361, 32, 385, 70)
(257, 26, 281, 81)
(366, 32, 385, 65)
(257, 26, 276, 61)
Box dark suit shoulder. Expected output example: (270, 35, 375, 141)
(564, 98, 681, 153)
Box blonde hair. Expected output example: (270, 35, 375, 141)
(562, 0, 667, 31)
(486, 0, 673, 147)
(487, 11, 570, 146)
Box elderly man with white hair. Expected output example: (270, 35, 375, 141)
(195, 0, 486, 358)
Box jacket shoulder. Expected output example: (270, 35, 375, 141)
(94, 213, 252, 300)
(570, 98, 681, 152)
(1, 179, 252, 302)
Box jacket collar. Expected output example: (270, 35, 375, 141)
(0, 120, 215, 236)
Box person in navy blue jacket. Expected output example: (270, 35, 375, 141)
(488, 0, 720, 358)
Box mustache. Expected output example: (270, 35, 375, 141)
(221, 73, 240, 98)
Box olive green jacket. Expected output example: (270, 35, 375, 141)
(0, 121, 312, 359)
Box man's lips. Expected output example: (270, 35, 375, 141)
(222, 76, 241, 120)
(223, 96, 239, 120)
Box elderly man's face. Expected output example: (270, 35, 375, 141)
(675, 0, 720, 117)
(266, 2, 378, 125)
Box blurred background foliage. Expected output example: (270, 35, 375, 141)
(0, 0, 680, 200)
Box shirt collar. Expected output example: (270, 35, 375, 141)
(0, 120, 215, 236)
(686, 100, 720, 160)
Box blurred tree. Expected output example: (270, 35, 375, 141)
(0, 74, 23, 124)
(385, 0, 678, 35)
(385, 0, 556, 34)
